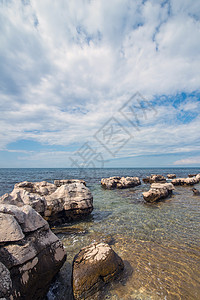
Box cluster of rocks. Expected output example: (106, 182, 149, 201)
(142, 183, 175, 203)
(0, 180, 93, 226)
(1, 170, 200, 299)
(0, 204, 66, 300)
(172, 174, 200, 186)
(0, 179, 125, 300)
(101, 176, 141, 189)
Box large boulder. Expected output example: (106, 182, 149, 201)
(143, 174, 166, 184)
(172, 174, 200, 186)
(72, 242, 124, 299)
(0, 180, 93, 225)
(101, 176, 141, 189)
(0, 204, 66, 300)
(142, 183, 175, 203)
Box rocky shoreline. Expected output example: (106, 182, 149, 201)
(0, 172, 200, 299)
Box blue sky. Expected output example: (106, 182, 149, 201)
(0, 0, 200, 168)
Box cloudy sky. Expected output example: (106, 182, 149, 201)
(0, 0, 200, 168)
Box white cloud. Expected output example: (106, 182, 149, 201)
(174, 157, 200, 165)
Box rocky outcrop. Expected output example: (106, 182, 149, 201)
(142, 183, 175, 203)
(0, 204, 66, 300)
(192, 188, 200, 196)
(188, 174, 197, 178)
(172, 174, 200, 186)
(101, 176, 141, 189)
(72, 242, 124, 299)
(167, 174, 176, 179)
(0, 180, 93, 225)
(142, 174, 166, 184)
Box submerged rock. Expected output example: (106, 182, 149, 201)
(167, 174, 176, 179)
(0, 180, 93, 225)
(192, 188, 200, 196)
(142, 183, 175, 203)
(172, 174, 200, 186)
(0, 204, 66, 300)
(101, 176, 141, 189)
(143, 174, 166, 184)
(72, 242, 124, 299)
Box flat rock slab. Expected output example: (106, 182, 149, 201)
(72, 242, 124, 299)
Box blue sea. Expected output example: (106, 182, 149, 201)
(0, 168, 200, 300)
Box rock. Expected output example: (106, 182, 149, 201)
(0, 204, 66, 300)
(0, 213, 24, 243)
(172, 175, 200, 186)
(192, 188, 200, 196)
(54, 179, 86, 187)
(196, 174, 200, 181)
(142, 177, 150, 183)
(72, 242, 124, 299)
(101, 176, 141, 189)
(0, 262, 12, 299)
(167, 174, 176, 179)
(149, 174, 166, 183)
(0, 204, 47, 233)
(142, 183, 174, 203)
(188, 174, 197, 178)
(143, 174, 166, 184)
(0, 180, 93, 225)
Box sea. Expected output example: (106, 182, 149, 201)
(0, 168, 200, 300)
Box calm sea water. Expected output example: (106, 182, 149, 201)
(0, 168, 200, 300)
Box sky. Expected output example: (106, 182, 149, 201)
(0, 0, 200, 168)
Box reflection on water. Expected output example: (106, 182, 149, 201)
(51, 182, 200, 300)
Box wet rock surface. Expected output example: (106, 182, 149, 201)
(101, 176, 141, 189)
(72, 242, 124, 299)
(0, 204, 66, 300)
(142, 183, 175, 203)
(0, 180, 93, 225)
